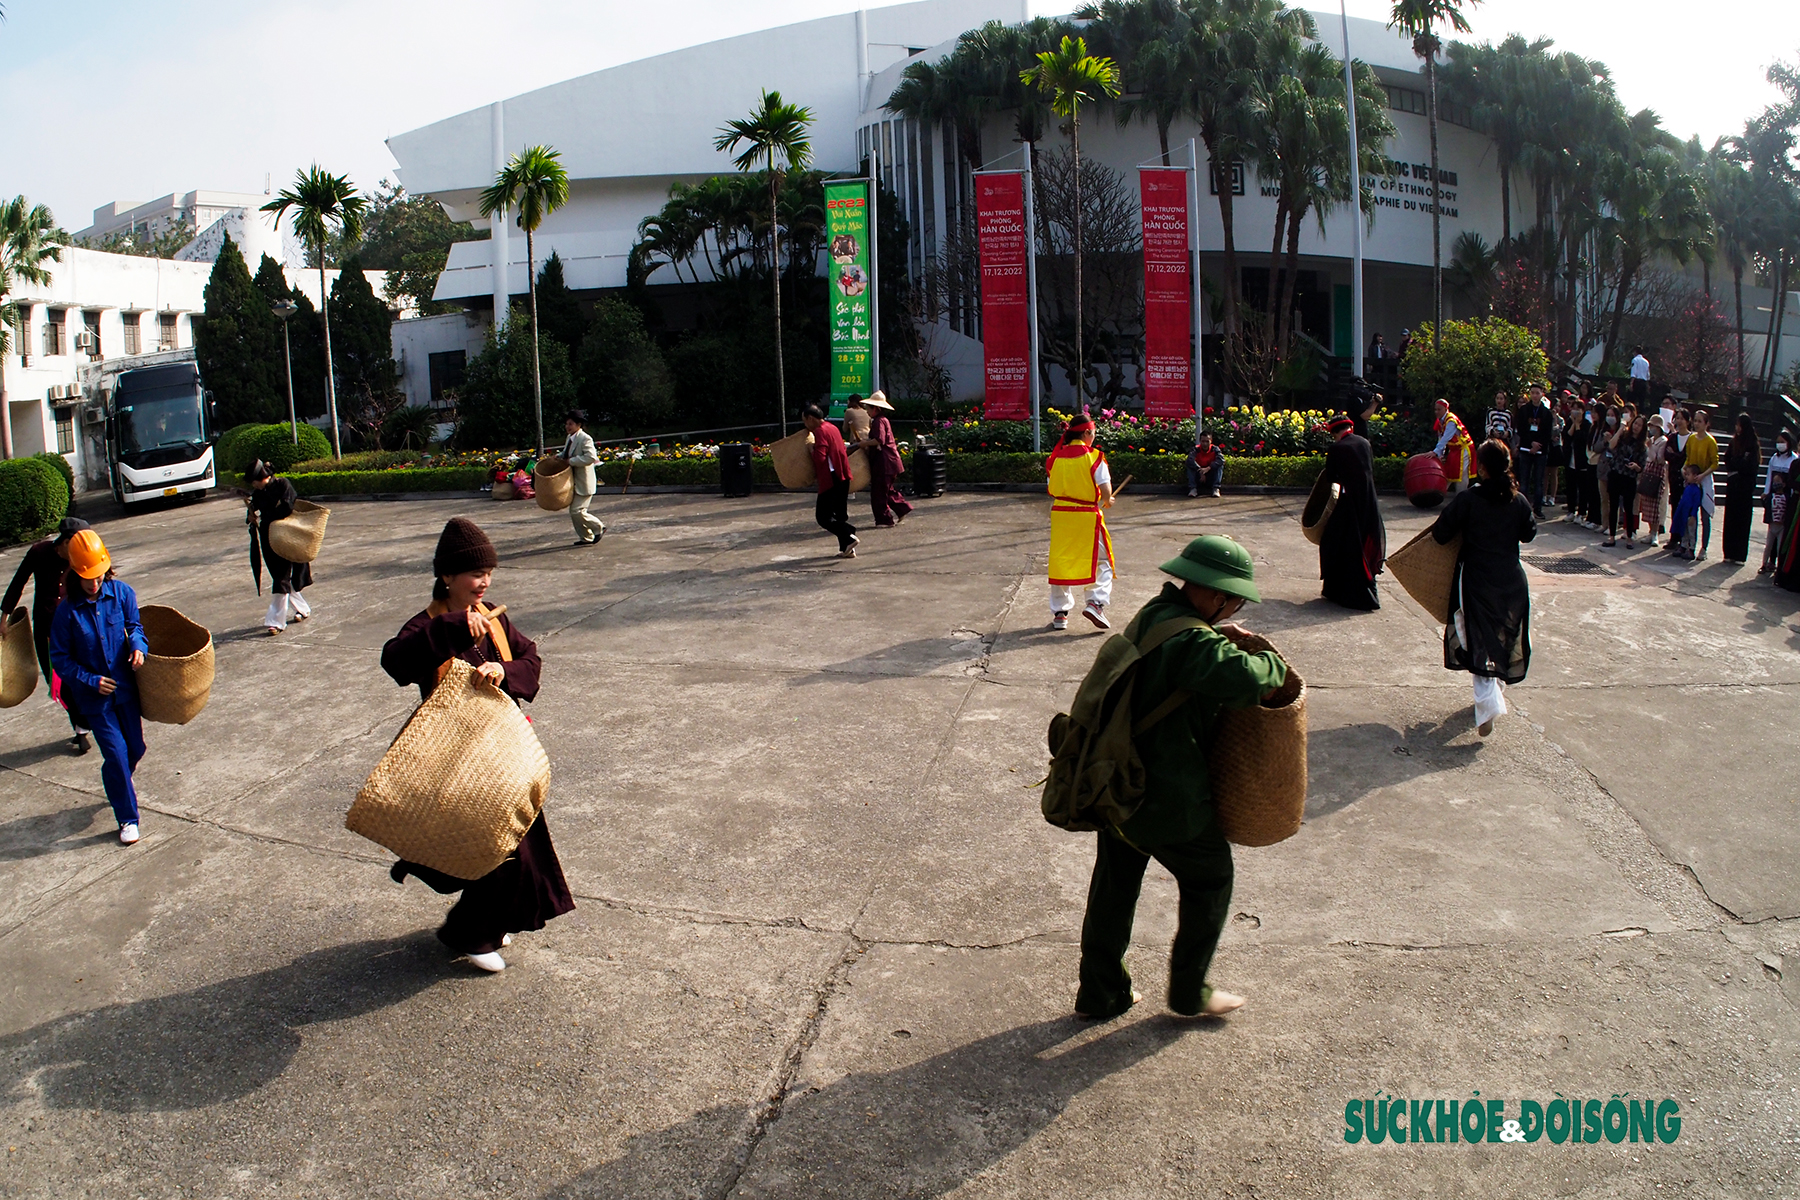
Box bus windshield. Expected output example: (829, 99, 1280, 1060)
(116, 386, 205, 456)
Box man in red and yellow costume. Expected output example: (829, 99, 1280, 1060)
(1046, 413, 1117, 630)
(1433, 398, 1474, 492)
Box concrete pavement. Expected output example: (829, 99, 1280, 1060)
(1, 485, 1795, 1198)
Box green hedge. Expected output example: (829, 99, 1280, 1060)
(0, 455, 72, 545)
(285, 466, 490, 496)
(215, 423, 332, 475)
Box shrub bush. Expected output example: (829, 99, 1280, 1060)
(283, 466, 490, 497)
(290, 450, 424, 474)
(34, 452, 74, 498)
(215, 423, 332, 475)
(0, 456, 71, 544)
(1398, 318, 1550, 414)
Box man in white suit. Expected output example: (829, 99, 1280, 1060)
(563, 409, 603, 546)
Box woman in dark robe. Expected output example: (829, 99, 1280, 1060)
(246, 459, 314, 633)
(1430, 439, 1537, 738)
(1721, 412, 1761, 564)
(1318, 413, 1385, 610)
(856, 392, 914, 527)
(379, 517, 574, 973)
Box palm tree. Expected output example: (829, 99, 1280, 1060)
(1022, 35, 1122, 403)
(716, 91, 815, 437)
(262, 167, 368, 459)
(479, 145, 570, 456)
(1, 196, 68, 461)
(1388, 0, 1479, 350)
(1077, 0, 1192, 165)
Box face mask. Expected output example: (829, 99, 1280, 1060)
(1781, 443, 1791, 453)
(1607, 416, 1617, 427)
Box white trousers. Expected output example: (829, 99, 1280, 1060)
(1472, 674, 1508, 728)
(571, 492, 604, 541)
(1050, 559, 1113, 615)
(264, 590, 312, 630)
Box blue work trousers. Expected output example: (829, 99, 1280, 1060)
(85, 697, 145, 826)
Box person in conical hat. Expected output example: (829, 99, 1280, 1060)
(1073, 534, 1288, 1022)
(378, 517, 574, 974)
(48, 530, 150, 845)
(1046, 413, 1115, 631)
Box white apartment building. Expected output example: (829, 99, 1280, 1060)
(76, 189, 290, 270)
(4, 246, 385, 489)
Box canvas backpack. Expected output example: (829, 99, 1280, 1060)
(1041, 615, 1205, 832)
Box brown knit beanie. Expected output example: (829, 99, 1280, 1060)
(433, 518, 498, 577)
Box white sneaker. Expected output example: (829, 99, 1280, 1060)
(501, 933, 513, 947)
(119, 822, 140, 845)
(1082, 601, 1111, 630)
(466, 951, 506, 973)
(1051, 612, 1069, 631)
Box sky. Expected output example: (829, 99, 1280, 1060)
(4, 1, 1798, 233)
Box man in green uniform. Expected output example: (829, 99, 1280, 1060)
(1075, 535, 1287, 1021)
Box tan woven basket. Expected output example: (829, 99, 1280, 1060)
(771, 430, 818, 490)
(347, 658, 551, 879)
(136, 605, 213, 725)
(1209, 631, 1307, 847)
(1, 606, 36, 708)
(269, 499, 330, 563)
(533, 456, 573, 511)
(1300, 472, 1340, 546)
(1387, 528, 1461, 625)
(847, 446, 871, 493)
(491, 477, 516, 501)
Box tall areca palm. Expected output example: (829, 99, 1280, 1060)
(1389, 0, 1479, 350)
(716, 91, 815, 436)
(263, 167, 368, 459)
(1, 196, 68, 460)
(1022, 36, 1122, 403)
(479, 145, 569, 455)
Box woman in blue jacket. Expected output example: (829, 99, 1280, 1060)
(49, 530, 149, 845)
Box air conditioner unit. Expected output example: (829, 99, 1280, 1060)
(74, 330, 98, 352)
(83, 402, 107, 424)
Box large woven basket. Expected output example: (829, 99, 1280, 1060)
(269, 499, 329, 563)
(847, 446, 871, 493)
(1300, 472, 1340, 546)
(1, 606, 36, 708)
(347, 658, 551, 879)
(771, 430, 818, 490)
(1209, 631, 1307, 847)
(533, 456, 574, 511)
(136, 605, 213, 725)
(491, 476, 516, 501)
(1386, 528, 1462, 625)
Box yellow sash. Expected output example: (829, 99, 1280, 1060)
(1047, 447, 1113, 585)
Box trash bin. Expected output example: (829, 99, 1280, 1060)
(911, 445, 947, 498)
(719, 443, 754, 497)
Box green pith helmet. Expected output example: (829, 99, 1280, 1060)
(1159, 535, 1260, 603)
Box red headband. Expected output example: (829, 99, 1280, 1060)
(1327, 415, 1355, 434)
(1064, 415, 1095, 433)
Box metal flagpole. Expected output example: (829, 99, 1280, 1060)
(1341, 0, 1365, 381)
(869, 142, 882, 396)
(1188, 137, 1203, 418)
(1023, 141, 1042, 453)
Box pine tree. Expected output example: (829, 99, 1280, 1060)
(577, 297, 673, 431)
(254, 254, 328, 422)
(457, 306, 577, 449)
(536, 252, 585, 361)
(194, 234, 282, 427)
(327, 256, 402, 444)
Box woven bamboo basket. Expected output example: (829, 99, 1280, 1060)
(1300, 472, 1340, 546)
(1, 606, 36, 708)
(1209, 631, 1307, 847)
(534, 456, 574, 512)
(269, 499, 330, 563)
(136, 605, 213, 725)
(1386, 528, 1462, 625)
(491, 477, 516, 501)
(847, 446, 872, 493)
(771, 430, 818, 490)
(347, 658, 551, 879)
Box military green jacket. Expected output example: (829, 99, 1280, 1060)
(1118, 583, 1289, 846)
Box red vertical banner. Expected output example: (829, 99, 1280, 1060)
(1140, 168, 1193, 418)
(976, 172, 1031, 420)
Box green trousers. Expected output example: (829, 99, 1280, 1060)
(1075, 826, 1235, 1018)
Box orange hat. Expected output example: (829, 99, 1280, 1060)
(67, 529, 111, 579)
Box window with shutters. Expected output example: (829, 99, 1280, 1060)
(82, 310, 101, 359)
(158, 312, 178, 349)
(54, 410, 75, 454)
(122, 313, 141, 355)
(43, 309, 65, 356)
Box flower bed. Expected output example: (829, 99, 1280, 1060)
(944, 451, 1407, 490)
(931, 405, 1422, 459)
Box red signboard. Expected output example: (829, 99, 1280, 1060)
(976, 172, 1031, 420)
(1140, 168, 1193, 418)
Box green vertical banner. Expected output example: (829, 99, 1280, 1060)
(824, 178, 874, 401)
